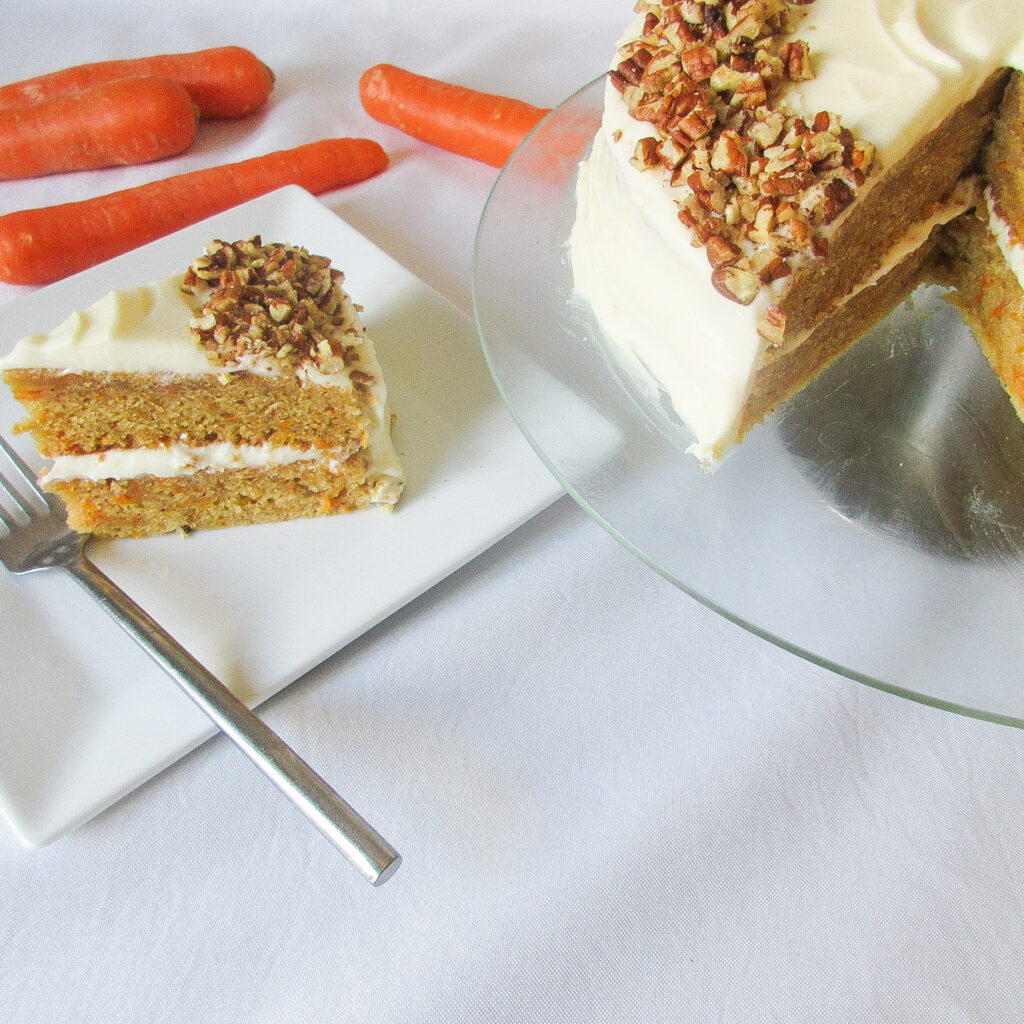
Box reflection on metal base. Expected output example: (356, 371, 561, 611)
(776, 286, 1024, 563)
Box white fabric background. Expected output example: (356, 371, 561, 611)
(3, 2, 1024, 1021)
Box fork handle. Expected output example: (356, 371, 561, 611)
(66, 551, 401, 887)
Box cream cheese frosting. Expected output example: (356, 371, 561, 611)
(569, 0, 1024, 463)
(0, 272, 379, 387)
(572, 125, 769, 459)
(39, 439, 404, 506)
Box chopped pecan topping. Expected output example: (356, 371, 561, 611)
(182, 238, 368, 379)
(610, 0, 877, 329)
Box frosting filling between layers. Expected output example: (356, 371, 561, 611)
(986, 187, 1024, 294)
(40, 440, 405, 505)
(41, 441, 360, 483)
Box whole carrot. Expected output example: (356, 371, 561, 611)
(0, 46, 274, 120)
(359, 63, 549, 168)
(0, 76, 198, 180)
(0, 138, 389, 286)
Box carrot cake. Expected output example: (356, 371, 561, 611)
(570, 0, 1024, 464)
(0, 237, 403, 537)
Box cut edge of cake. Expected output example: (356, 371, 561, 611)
(569, 0, 1024, 465)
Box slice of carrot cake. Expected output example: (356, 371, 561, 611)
(1, 237, 403, 537)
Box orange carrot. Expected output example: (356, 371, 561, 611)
(0, 76, 198, 180)
(0, 47, 275, 120)
(359, 63, 549, 168)
(0, 138, 389, 286)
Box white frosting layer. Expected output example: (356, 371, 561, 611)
(42, 440, 403, 506)
(572, 125, 769, 460)
(1, 275, 209, 374)
(792, 1, 1023, 164)
(570, 0, 1024, 462)
(0, 273, 379, 387)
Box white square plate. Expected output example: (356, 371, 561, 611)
(0, 186, 562, 848)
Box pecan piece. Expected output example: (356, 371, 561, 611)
(630, 136, 661, 170)
(711, 263, 760, 304)
(706, 235, 743, 267)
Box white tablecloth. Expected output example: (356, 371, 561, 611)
(3, 2, 1024, 1021)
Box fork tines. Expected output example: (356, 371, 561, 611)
(0, 432, 49, 527)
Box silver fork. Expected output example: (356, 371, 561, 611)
(0, 433, 400, 886)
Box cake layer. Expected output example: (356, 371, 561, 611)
(743, 224, 948, 439)
(46, 458, 397, 539)
(3, 370, 373, 456)
(921, 70, 1024, 431)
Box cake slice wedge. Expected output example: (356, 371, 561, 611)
(1, 237, 404, 538)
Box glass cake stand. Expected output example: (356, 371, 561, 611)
(472, 77, 1024, 726)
